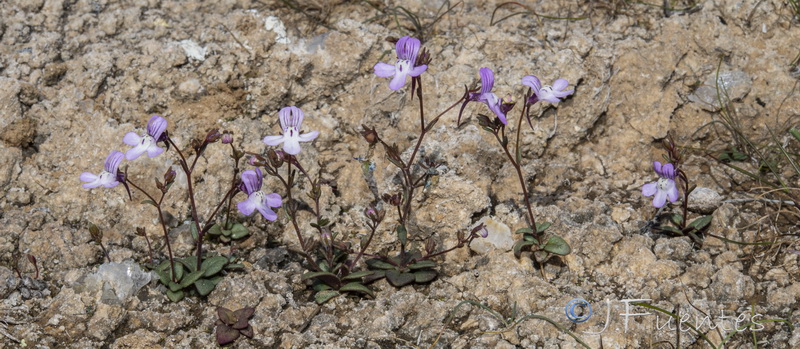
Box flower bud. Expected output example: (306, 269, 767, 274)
(364, 206, 384, 222)
(221, 133, 233, 144)
(135, 227, 146, 236)
(360, 125, 379, 145)
(268, 149, 285, 168)
(164, 167, 176, 186)
(205, 129, 222, 143)
(471, 223, 489, 238)
(89, 223, 103, 242)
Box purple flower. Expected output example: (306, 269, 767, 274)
(642, 161, 679, 208)
(80, 151, 124, 189)
(458, 67, 512, 125)
(237, 168, 282, 221)
(123, 115, 168, 161)
(373, 36, 428, 90)
(263, 106, 319, 155)
(521, 75, 574, 104)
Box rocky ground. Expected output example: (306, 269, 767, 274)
(1, 0, 799, 348)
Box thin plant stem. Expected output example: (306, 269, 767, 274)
(126, 177, 177, 281)
(165, 138, 205, 268)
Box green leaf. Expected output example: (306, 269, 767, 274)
(543, 235, 571, 256)
(688, 215, 713, 231)
(168, 281, 182, 292)
(790, 128, 800, 142)
(523, 233, 536, 242)
(408, 260, 437, 270)
(166, 289, 184, 302)
(301, 272, 341, 288)
(179, 257, 198, 272)
(671, 213, 684, 226)
(313, 283, 332, 292)
(314, 290, 340, 304)
(156, 269, 170, 285)
(171, 263, 184, 281)
(659, 225, 683, 234)
(363, 270, 386, 284)
(319, 260, 329, 272)
(190, 222, 199, 241)
(513, 240, 536, 258)
(195, 278, 217, 296)
(180, 270, 205, 288)
(385, 270, 415, 287)
(365, 258, 396, 270)
(207, 224, 223, 236)
(342, 270, 373, 281)
(202, 256, 229, 276)
(339, 282, 375, 297)
(414, 270, 438, 283)
(229, 223, 249, 239)
(515, 227, 533, 234)
(536, 222, 551, 233)
(397, 225, 407, 246)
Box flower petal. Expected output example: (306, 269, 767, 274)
(146, 145, 164, 158)
(661, 163, 675, 179)
(396, 36, 420, 61)
(282, 138, 302, 155)
(104, 151, 124, 173)
(237, 197, 257, 216)
(667, 182, 679, 203)
(653, 189, 667, 208)
(552, 78, 569, 91)
(653, 161, 663, 176)
(126, 144, 148, 161)
(642, 182, 657, 196)
(298, 130, 319, 142)
(408, 64, 427, 77)
(388, 71, 408, 90)
(279, 106, 304, 130)
(240, 170, 262, 195)
(264, 193, 282, 208)
(479, 67, 494, 94)
(521, 75, 541, 92)
(374, 62, 396, 77)
(80, 172, 99, 187)
(256, 205, 278, 221)
(263, 135, 285, 146)
(123, 132, 141, 146)
(147, 115, 168, 140)
(102, 179, 120, 188)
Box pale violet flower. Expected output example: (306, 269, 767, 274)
(80, 151, 124, 189)
(237, 168, 282, 221)
(458, 67, 514, 125)
(123, 115, 168, 161)
(642, 161, 679, 208)
(263, 106, 319, 155)
(521, 75, 574, 104)
(373, 36, 428, 90)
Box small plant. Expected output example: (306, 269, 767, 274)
(154, 255, 243, 302)
(215, 306, 255, 346)
(457, 67, 574, 264)
(641, 135, 712, 243)
(80, 116, 257, 301)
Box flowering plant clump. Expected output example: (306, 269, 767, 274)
(77, 34, 583, 307)
(460, 70, 575, 264)
(80, 116, 252, 301)
(642, 135, 712, 243)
